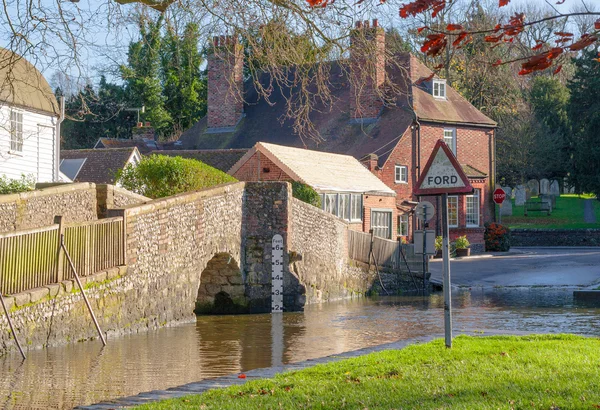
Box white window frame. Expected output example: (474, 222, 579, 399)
(10, 109, 24, 153)
(394, 165, 408, 184)
(324, 193, 338, 216)
(432, 79, 446, 99)
(448, 196, 459, 228)
(371, 209, 393, 239)
(443, 128, 456, 156)
(339, 193, 350, 221)
(466, 189, 480, 227)
(398, 214, 409, 236)
(350, 194, 363, 222)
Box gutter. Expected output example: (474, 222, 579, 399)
(418, 118, 497, 129)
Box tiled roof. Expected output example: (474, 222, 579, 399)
(461, 164, 488, 178)
(60, 147, 139, 184)
(231, 142, 395, 195)
(179, 52, 496, 168)
(151, 149, 248, 173)
(95, 138, 158, 154)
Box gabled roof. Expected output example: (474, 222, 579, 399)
(60, 147, 140, 184)
(94, 138, 158, 154)
(230, 142, 395, 195)
(179, 52, 496, 168)
(461, 164, 488, 178)
(0, 48, 58, 115)
(152, 149, 248, 173)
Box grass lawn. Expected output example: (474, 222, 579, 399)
(501, 195, 600, 229)
(136, 334, 600, 409)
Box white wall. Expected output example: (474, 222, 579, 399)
(0, 105, 57, 183)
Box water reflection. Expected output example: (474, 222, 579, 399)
(0, 288, 599, 409)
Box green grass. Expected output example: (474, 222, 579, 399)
(502, 195, 600, 229)
(136, 334, 600, 409)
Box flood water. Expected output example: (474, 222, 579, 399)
(1, 288, 599, 409)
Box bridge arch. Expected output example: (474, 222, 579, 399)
(195, 252, 248, 314)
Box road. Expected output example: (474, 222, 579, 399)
(429, 247, 600, 288)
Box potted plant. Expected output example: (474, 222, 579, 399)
(454, 235, 471, 257)
(434, 235, 443, 258)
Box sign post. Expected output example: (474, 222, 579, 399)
(414, 201, 436, 294)
(493, 188, 506, 225)
(271, 234, 284, 313)
(414, 140, 473, 348)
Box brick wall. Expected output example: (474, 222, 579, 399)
(207, 36, 244, 129)
(511, 229, 600, 247)
(362, 193, 397, 237)
(0, 183, 98, 232)
(232, 151, 294, 182)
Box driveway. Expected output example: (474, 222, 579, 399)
(429, 247, 600, 288)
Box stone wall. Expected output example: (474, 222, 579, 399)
(511, 229, 600, 247)
(96, 184, 150, 217)
(0, 183, 97, 232)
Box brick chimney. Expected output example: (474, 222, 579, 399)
(350, 19, 385, 121)
(207, 35, 244, 129)
(132, 122, 155, 140)
(363, 153, 379, 174)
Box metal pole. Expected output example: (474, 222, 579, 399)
(498, 204, 502, 225)
(441, 193, 452, 348)
(61, 234, 107, 346)
(0, 293, 26, 360)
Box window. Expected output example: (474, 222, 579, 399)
(371, 210, 392, 239)
(350, 194, 362, 222)
(394, 165, 408, 184)
(10, 109, 23, 152)
(398, 214, 409, 236)
(324, 193, 338, 216)
(466, 189, 480, 227)
(433, 79, 446, 99)
(339, 193, 350, 221)
(448, 196, 458, 228)
(443, 128, 456, 156)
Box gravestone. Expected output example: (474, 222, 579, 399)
(540, 178, 550, 195)
(527, 179, 539, 197)
(500, 199, 513, 216)
(550, 180, 560, 196)
(503, 187, 513, 199)
(540, 194, 556, 208)
(515, 185, 526, 206)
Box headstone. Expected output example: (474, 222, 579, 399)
(540, 194, 556, 208)
(503, 187, 513, 199)
(525, 188, 532, 201)
(500, 199, 513, 216)
(549, 180, 560, 197)
(515, 185, 526, 206)
(540, 178, 550, 195)
(528, 179, 539, 197)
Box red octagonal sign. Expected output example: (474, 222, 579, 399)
(493, 188, 506, 205)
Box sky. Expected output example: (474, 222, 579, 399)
(0, 0, 592, 89)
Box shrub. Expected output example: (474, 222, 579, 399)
(484, 222, 511, 251)
(0, 174, 35, 194)
(116, 154, 237, 198)
(435, 235, 443, 251)
(291, 181, 321, 208)
(454, 235, 470, 249)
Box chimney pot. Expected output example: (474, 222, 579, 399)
(373, 19, 378, 27)
(364, 20, 369, 28)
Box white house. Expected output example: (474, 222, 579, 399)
(0, 48, 60, 183)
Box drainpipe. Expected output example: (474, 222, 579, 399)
(55, 96, 65, 182)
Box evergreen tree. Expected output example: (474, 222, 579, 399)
(568, 49, 600, 196)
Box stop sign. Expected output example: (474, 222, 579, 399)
(493, 188, 506, 204)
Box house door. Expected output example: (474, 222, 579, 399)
(37, 124, 55, 182)
(371, 210, 392, 239)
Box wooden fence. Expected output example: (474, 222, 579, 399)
(348, 230, 423, 274)
(0, 217, 124, 295)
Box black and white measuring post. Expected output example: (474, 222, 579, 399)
(414, 201, 436, 294)
(271, 234, 284, 313)
(414, 139, 474, 348)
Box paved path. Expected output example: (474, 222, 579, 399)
(430, 247, 600, 288)
(584, 199, 597, 223)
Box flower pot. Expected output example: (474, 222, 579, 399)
(455, 248, 471, 257)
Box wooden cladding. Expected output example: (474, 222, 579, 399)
(0, 217, 124, 295)
(347, 230, 422, 273)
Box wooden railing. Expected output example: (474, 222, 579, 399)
(0, 217, 124, 295)
(348, 230, 423, 274)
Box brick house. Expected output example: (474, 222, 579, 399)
(230, 142, 397, 238)
(179, 22, 497, 250)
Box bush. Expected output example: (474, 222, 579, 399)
(435, 235, 443, 251)
(0, 174, 35, 194)
(116, 154, 237, 199)
(484, 222, 511, 251)
(291, 181, 321, 208)
(454, 235, 470, 249)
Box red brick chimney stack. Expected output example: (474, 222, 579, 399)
(363, 153, 379, 174)
(350, 19, 385, 120)
(207, 35, 244, 129)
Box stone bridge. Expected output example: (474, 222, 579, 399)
(1, 182, 381, 353)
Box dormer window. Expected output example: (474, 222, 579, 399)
(432, 79, 446, 99)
